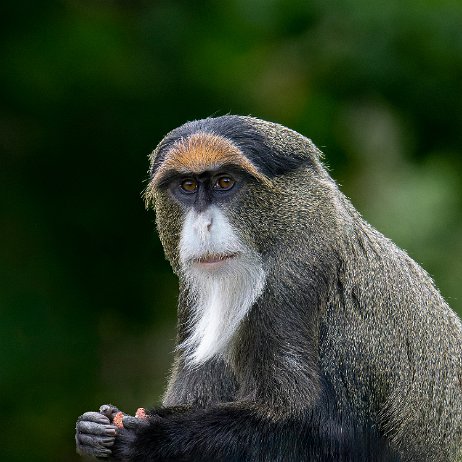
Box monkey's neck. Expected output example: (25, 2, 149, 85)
(227, 267, 327, 410)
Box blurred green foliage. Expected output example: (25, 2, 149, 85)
(1, 1, 461, 460)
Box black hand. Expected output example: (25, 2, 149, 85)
(75, 411, 117, 458)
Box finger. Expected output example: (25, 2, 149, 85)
(99, 404, 120, 419)
(77, 433, 115, 448)
(122, 416, 147, 430)
(113, 411, 125, 429)
(77, 421, 117, 436)
(78, 412, 110, 425)
(135, 407, 148, 419)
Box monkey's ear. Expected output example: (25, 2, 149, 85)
(142, 183, 156, 210)
(142, 167, 171, 208)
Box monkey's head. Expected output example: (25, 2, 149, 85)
(144, 116, 347, 364)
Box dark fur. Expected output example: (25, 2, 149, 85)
(76, 116, 462, 461)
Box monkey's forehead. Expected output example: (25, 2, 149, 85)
(151, 132, 270, 187)
(148, 115, 320, 189)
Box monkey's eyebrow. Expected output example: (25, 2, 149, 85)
(151, 132, 274, 188)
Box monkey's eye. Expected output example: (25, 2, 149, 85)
(180, 178, 198, 193)
(213, 176, 235, 191)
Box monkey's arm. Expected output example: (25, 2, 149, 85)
(112, 404, 310, 461)
(110, 403, 399, 462)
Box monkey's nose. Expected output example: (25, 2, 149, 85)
(193, 212, 213, 237)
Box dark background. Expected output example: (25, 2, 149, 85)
(1, 1, 461, 460)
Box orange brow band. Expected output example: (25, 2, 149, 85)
(152, 132, 271, 187)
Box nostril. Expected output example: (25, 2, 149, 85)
(207, 220, 212, 232)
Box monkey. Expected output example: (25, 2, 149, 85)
(75, 115, 462, 461)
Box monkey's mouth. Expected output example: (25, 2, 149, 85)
(194, 252, 239, 266)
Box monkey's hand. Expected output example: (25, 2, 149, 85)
(76, 404, 150, 460)
(75, 405, 119, 459)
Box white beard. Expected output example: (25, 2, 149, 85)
(178, 206, 266, 366)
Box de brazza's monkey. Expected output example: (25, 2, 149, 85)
(76, 116, 462, 461)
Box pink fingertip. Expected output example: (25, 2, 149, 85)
(113, 411, 124, 429)
(135, 408, 147, 419)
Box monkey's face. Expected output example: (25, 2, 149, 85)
(148, 131, 272, 274)
(147, 119, 333, 275)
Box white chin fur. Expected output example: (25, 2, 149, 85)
(178, 206, 266, 367)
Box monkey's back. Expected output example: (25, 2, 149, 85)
(320, 219, 462, 461)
